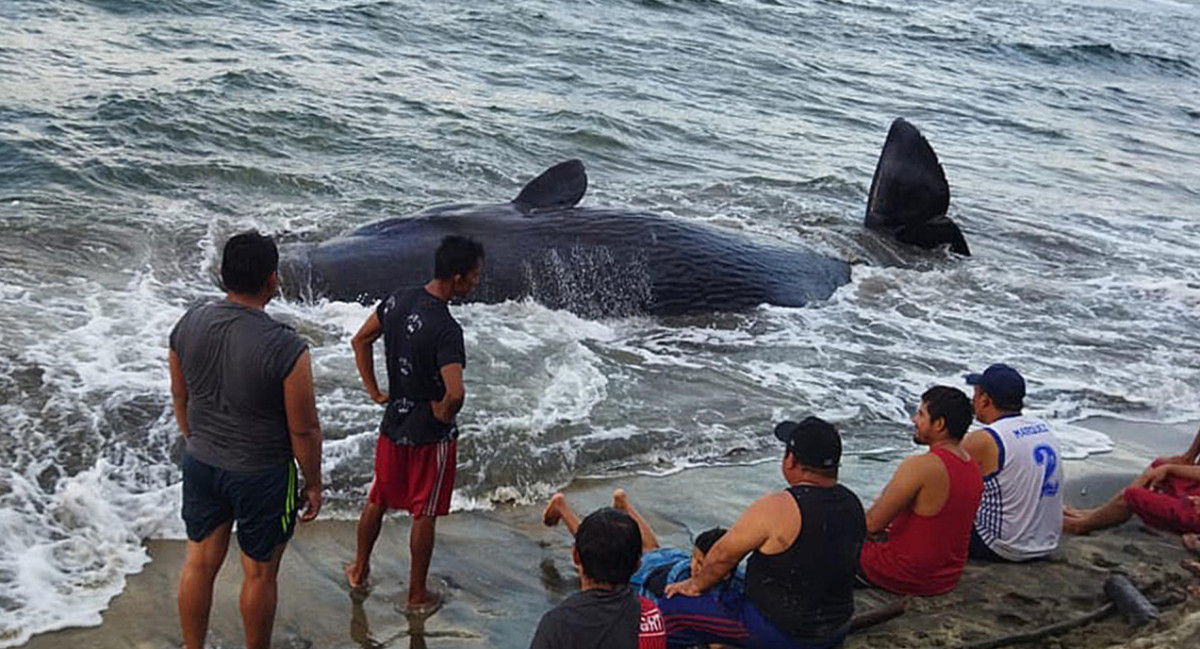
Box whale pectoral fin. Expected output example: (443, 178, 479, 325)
(865, 118, 967, 254)
(513, 159, 588, 212)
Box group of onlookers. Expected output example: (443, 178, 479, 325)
(168, 232, 1200, 649)
(535, 363, 1070, 648)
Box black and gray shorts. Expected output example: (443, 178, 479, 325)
(181, 451, 299, 562)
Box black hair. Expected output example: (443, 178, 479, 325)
(575, 507, 642, 585)
(694, 527, 727, 554)
(220, 231, 278, 295)
(922, 385, 973, 440)
(433, 235, 485, 280)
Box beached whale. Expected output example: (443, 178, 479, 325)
(279, 118, 965, 317)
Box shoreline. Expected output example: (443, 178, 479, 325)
(20, 417, 1200, 648)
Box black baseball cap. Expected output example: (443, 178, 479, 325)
(965, 363, 1026, 407)
(774, 416, 841, 469)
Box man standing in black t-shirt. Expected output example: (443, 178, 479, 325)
(345, 235, 484, 613)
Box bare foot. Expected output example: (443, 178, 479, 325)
(345, 563, 370, 590)
(1183, 533, 1200, 556)
(405, 591, 443, 618)
(612, 489, 630, 512)
(543, 493, 565, 527)
(1180, 558, 1200, 579)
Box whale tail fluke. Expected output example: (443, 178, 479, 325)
(513, 159, 588, 213)
(864, 118, 969, 256)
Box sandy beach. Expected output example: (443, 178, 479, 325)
(20, 418, 1200, 649)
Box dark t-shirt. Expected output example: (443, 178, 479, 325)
(169, 300, 307, 473)
(377, 287, 465, 445)
(529, 586, 664, 649)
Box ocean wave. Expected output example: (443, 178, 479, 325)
(1008, 41, 1194, 76)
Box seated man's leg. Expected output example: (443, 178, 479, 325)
(612, 489, 661, 551)
(1062, 489, 1134, 534)
(543, 493, 582, 535)
(1123, 487, 1200, 534)
(659, 590, 752, 648)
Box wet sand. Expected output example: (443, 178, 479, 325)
(22, 417, 1200, 648)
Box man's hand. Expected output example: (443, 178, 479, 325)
(431, 400, 452, 424)
(1134, 465, 1171, 490)
(300, 483, 322, 523)
(664, 578, 702, 599)
(370, 390, 389, 405)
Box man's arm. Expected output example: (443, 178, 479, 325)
(1161, 427, 1200, 466)
(168, 350, 190, 439)
(665, 492, 784, 597)
(284, 350, 323, 522)
(962, 429, 999, 476)
(351, 313, 388, 404)
(431, 363, 465, 424)
(865, 455, 927, 535)
(1159, 464, 1200, 485)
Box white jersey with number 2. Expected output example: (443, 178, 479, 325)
(973, 413, 1064, 561)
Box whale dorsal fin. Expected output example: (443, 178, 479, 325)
(513, 159, 587, 212)
(865, 118, 968, 255)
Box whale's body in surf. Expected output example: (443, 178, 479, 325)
(281, 118, 966, 316)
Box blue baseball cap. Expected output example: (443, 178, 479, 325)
(964, 363, 1026, 407)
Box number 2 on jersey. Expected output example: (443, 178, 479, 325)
(1033, 444, 1060, 498)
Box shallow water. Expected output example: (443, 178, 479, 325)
(2, 0, 1199, 643)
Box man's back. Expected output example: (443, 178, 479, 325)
(745, 483, 865, 643)
(529, 584, 666, 649)
(377, 287, 464, 445)
(972, 413, 1063, 560)
(170, 299, 306, 472)
(860, 448, 983, 595)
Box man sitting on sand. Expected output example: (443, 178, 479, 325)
(531, 506, 667, 649)
(1064, 424, 1200, 537)
(661, 417, 865, 649)
(543, 490, 744, 603)
(961, 363, 1064, 561)
(858, 386, 983, 596)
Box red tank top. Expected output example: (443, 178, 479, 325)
(859, 447, 983, 596)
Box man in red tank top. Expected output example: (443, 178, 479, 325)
(858, 386, 983, 596)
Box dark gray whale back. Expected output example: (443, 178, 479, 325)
(288, 199, 851, 317)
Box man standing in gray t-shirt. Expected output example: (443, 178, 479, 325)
(168, 231, 323, 649)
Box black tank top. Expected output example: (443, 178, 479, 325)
(745, 483, 865, 643)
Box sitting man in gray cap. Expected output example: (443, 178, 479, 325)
(961, 363, 1064, 561)
(660, 416, 865, 649)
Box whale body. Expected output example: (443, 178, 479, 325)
(280, 118, 965, 317)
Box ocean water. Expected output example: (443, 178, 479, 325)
(2, 0, 1199, 644)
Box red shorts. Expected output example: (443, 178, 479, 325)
(368, 435, 456, 517)
(1124, 459, 1200, 534)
